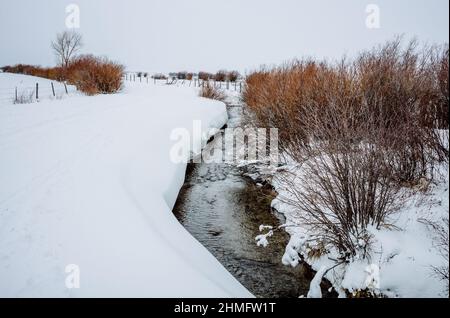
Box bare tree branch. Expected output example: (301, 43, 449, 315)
(51, 31, 83, 69)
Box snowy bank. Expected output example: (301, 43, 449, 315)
(0, 73, 252, 297)
(269, 162, 449, 298)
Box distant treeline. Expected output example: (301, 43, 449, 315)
(132, 70, 242, 82)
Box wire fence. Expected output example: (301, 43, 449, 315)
(0, 81, 76, 105)
(123, 73, 244, 93)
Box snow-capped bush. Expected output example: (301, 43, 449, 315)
(277, 143, 402, 260)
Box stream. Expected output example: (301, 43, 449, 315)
(173, 105, 335, 298)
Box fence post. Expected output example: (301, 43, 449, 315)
(239, 82, 242, 93)
(51, 82, 55, 97)
(64, 83, 68, 94)
(36, 83, 39, 100)
(15, 87, 17, 103)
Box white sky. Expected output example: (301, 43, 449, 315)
(0, 0, 448, 74)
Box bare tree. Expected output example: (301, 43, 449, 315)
(51, 31, 83, 69)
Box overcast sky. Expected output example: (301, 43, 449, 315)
(0, 0, 448, 73)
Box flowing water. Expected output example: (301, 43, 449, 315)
(173, 105, 335, 298)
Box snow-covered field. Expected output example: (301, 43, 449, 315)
(0, 73, 252, 297)
(0, 73, 77, 104)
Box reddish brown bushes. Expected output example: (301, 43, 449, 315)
(66, 55, 124, 95)
(243, 39, 449, 183)
(243, 39, 449, 257)
(3, 55, 124, 96)
(227, 70, 240, 82)
(214, 70, 227, 82)
(1, 64, 64, 81)
(198, 71, 214, 81)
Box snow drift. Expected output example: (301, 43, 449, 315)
(0, 73, 252, 297)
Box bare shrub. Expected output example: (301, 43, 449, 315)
(198, 71, 214, 81)
(280, 145, 401, 259)
(177, 71, 188, 80)
(432, 46, 449, 129)
(277, 88, 403, 258)
(214, 70, 227, 82)
(14, 89, 35, 104)
(199, 82, 225, 101)
(354, 39, 449, 184)
(420, 218, 449, 296)
(228, 70, 240, 82)
(152, 73, 168, 80)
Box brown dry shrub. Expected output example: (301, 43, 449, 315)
(66, 55, 124, 95)
(199, 82, 225, 101)
(198, 71, 214, 81)
(2, 55, 125, 96)
(228, 70, 240, 82)
(244, 38, 449, 258)
(2, 64, 65, 81)
(243, 39, 449, 184)
(214, 70, 227, 82)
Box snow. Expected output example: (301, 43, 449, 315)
(0, 73, 252, 297)
(238, 124, 448, 298)
(307, 266, 327, 298)
(255, 230, 274, 248)
(0, 73, 77, 104)
(267, 161, 449, 298)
